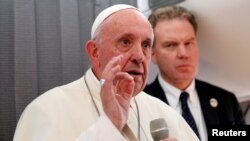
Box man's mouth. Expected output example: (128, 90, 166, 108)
(126, 70, 143, 76)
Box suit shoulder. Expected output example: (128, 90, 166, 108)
(196, 79, 235, 97)
(144, 78, 158, 94)
(144, 83, 154, 92)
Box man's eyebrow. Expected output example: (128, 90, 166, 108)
(117, 33, 152, 43)
(162, 41, 177, 44)
(117, 33, 134, 39)
(143, 38, 153, 44)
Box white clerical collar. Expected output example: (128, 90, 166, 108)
(83, 68, 102, 102)
(89, 68, 101, 85)
(158, 74, 196, 109)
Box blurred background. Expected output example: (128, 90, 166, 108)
(1, 0, 249, 140)
(139, 0, 250, 126)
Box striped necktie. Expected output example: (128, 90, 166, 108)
(180, 91, 200, 139)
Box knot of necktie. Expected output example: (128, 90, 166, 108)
(180, 91, 189, 103)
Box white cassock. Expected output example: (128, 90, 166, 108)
(13, 68, 199, 141)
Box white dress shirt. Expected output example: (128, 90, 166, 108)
(158, 75, 208, 141)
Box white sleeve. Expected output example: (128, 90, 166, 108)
(76, 114, 127, 141)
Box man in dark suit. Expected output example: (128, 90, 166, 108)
(144, 5, 245, 141)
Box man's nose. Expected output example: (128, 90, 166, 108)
(177, 45, 189, 59)
(130, 45, 144, 63)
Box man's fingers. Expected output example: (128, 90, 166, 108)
(100, 55, 134, 132)
(114, 72, 134, 98)
(102, 55, 123, 78)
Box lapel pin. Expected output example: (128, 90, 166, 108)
(210, 98, 218, 108)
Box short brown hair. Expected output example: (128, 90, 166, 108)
(148, 5, 197, 33)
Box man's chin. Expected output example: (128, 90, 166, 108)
(132, 84, 145, 96)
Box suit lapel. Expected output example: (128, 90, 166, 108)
(151, 78, 169, 104)
(196, 80, 219, 126)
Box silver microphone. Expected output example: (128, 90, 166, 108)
(150, 118, 169, 141)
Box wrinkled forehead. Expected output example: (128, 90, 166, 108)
(102, 9, 153, 40)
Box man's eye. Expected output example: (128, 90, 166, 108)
(117, 39, 132, 52)
(121, 39, 130, 46)
(185, 41, 194, 47)
(142, 43, 151, 49)
(165, 43, 176, 48)
(185, 42, 191, 47)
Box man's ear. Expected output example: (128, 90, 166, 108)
(151, 48, 157, 64)
(85, 40, 99, 67)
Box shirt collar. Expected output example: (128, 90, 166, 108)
(89, 68, 101, 85)
(158, 75, 196, 108)
(84, 68, 102, 101)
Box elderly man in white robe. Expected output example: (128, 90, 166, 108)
(13, 4, 199, 141)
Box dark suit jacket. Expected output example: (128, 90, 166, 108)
(144, 77, 245, 131)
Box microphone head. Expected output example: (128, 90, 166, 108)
(150, 118, 169, 141)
